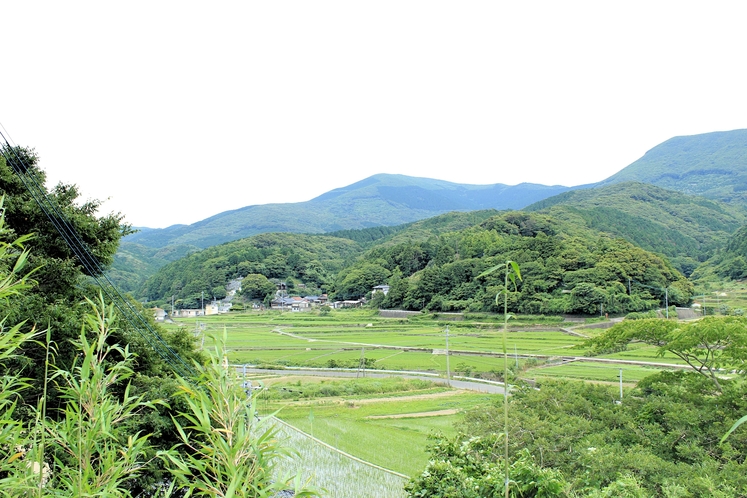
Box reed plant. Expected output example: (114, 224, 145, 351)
(160, 329, 318, 497)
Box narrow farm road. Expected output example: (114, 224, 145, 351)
(244, 367, 507, 394)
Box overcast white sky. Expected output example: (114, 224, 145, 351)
(2, 2, 746, 228)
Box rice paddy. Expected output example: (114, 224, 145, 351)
(166, 308, 695, 496)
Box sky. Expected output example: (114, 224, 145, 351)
(3, 2, 747, 228)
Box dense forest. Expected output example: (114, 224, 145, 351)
(140, 208, 694, 315)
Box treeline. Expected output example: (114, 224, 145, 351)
(140, 208, 694, 314)
(324, 224, 408, 245)
(332, 211, 693, 314)
(139, 232, 362, 308)
(526, 182, 746, 276)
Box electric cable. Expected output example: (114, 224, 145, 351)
(0, 130, 196, 379)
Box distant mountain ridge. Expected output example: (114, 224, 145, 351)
(113, 128, 747, 292)
(597, 129, 747, 202)
(124, 174, 575, 249)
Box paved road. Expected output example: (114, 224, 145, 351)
(243, 368, 507, 394)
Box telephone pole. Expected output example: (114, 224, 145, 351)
(445, 326, 451, 386)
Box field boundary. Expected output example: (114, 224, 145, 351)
(272, 416, 410, 479)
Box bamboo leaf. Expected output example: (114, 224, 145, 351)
(721, 414, 747, 444)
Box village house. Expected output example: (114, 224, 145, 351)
(372, 285, 390, 296)
(152, 307, 168, 322)
(170, 309, 204, 318)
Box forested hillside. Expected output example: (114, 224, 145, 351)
(109, 241, 200, 292)
(526, 182, 746, 275)
(691, 225, 747, 281)
(333, 211, 692, 314)
(140, 233, 363, 307)
(598, 128, 747, 204)
(142, 209, 693, 315)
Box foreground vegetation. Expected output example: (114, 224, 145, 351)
(0, 220, 314, 496)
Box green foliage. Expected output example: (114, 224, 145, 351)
(693, 224, 747, 282)
(333, 211, 692, 314)
(108, 241, 200, 293)
(457, 375, 747, 496)
(405, 433, 568, 497)
(239, 274, 277, 301)
(42, 296, 157, 496)
(586, 316, 747, 391)
(526, 182, 746, 276)
(0, 151, 206, 492)
(334, 263, 391, 300)
(0, 201, 39, 493)
(623, 310, 658, 320)
(1, 149, 183, 375)
(260, 377, 436, 400)
(0, 287, 313, 496)
(140, 232, 362, 306)
(159, 331, 317, 497)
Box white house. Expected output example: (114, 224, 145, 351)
(372, 285, 390, 296)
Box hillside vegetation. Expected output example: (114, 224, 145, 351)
(142, 210, 693, 315)
(598, 128, 747, 204)
(526, 182, 746, 275)
(140, 232, 363, 308)
(692, 225, 747, 282)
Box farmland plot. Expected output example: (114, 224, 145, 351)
(274, 421, 407, 498)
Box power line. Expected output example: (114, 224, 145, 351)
(0, 130, 196, 379)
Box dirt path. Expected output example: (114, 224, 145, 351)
(349, 389, 469, 405)
(366, 409, 459, 419)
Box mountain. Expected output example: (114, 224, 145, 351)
(114, 129, 747, 291)
(597, 129, 747, 203)
(107, 242, 200, 292)
(525, 182, 747, 276)
(140, 208, 693, 316)
(123, 174, 575, 249)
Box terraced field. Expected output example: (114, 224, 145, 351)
(161, 309, 702, 494)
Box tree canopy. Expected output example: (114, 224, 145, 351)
(586, 316, 747, 391)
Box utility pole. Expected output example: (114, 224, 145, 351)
(665, 287, 669, 319)
(357, 348, 366, 378)
(445, 326, 451, 386)
(201, 291, 204, 316)
(703, 293, 706, 316)
(619, 369, 623, 401)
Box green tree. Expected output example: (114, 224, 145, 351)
(335, 263, 390, 300)
(239, 274, 277, 301)
(0, 147, 203, 492)
(587, 316, 747, 391)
